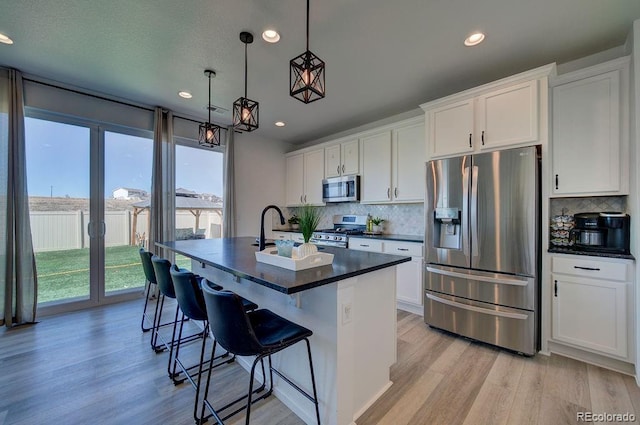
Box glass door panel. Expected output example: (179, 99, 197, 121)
(25, 117, 91, 304)
(104, 131, 153, 295)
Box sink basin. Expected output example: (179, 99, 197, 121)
(251, 238, 276, 247)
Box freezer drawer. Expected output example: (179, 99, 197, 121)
(425, 264, 536, 310)
(424, 290, 536, 355)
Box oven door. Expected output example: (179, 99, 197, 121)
(322, 175, 360, 203)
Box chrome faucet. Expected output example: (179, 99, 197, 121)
(259, 205, 285, 251)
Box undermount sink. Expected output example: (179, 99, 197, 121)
(252, 238, 275, 247)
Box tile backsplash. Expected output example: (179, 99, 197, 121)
(550, 196, 626, 217)
(276, 202, 425, 236)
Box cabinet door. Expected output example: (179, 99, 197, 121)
(476, 80, 538, 150)
(341, 139, 359, 175)
(393, 122, 425, 202)
(285, 154, 304, 206)
(396, 258, 423, 306)
(303, 149, 325, 205)
(324, 145, 341, 178)
(272, 231, 291, 240)
(552, 70, 621, 195)
(361, 131, 392, 203)
(427, 98, 474, 158)
(348, 237, 384, 252)
(552, 274, 627, 358)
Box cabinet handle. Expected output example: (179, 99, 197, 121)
(554, 280, 558, 297)
(481, 130, 485, 145)
(304, 195, 307, 203)
(394, 187, 398, 197)
(469, 133, 472, 148)
(342, 164, 345, 173)
(337, 165, 340, 174)
(387, 188, 391, 199)
(555, 174, 559, 190)
(397, 248, 409, 251)
(573, 266, 601, 271)
(360, 244, 370, 247)
(300, 195, 303, 203)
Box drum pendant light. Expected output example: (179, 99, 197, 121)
(290, 0, 325, 103)
(199, 69, 222, 147)
(233, 32, 259, 132)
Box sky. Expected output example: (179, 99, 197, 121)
(24, 117, 223, 198)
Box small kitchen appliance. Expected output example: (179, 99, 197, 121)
(570, 212, 630, 254)
(311, 214, 367, 248)
(322, 175, 360, 203)
(570, 212, 605, 248)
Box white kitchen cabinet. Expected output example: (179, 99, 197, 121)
(272, 231, 305, 243)
(551, 254, 631, 360)
(285, 149, 325, 206)
(360, 117, 425, 204)
(348, 237, 384, 253)
(422, 64, 553, 159)
(325, 138, 359, 178)
(551, 57, 629, 196)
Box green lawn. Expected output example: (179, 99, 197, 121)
(36, 246, 192, 303)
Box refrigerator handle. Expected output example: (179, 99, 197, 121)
(470, 165, 479, 259)
(462, 166, 470, 257)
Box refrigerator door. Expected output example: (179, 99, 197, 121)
(470, 146, 538, 276)
(425, 156, 470, 269)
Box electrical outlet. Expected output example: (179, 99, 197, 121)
(342, 302, 352, 325)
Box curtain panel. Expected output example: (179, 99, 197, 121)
(149, 108, 175, 259)
(222, 126, 235, 237)
(1, 68, 38, 327)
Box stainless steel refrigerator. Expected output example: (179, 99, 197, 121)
(424, 145, 540, 355)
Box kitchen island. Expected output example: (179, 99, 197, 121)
(158, 237, 411, 425)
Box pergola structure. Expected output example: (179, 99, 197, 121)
(130, 196, 223, 245)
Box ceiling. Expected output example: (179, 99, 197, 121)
(2, 0, 640, 145)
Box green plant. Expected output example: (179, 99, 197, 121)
(288, 214, 300, 225)
(371, 217, 385, 225)
(298, 204, 321, 243)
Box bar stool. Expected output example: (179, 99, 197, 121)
(151, 255, 205, 378)
(170, 267, 258, 423)
(200, 284, 321, 425)
(138, 248, 157, 332)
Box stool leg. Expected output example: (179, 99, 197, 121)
(171, 310, 186, 382)
(245, 356, 264, 425)
(141, 280, 153, 332)
(167, 304, 181, 378)
(305, 338, 321, 425)
(151, 294, 165, 351)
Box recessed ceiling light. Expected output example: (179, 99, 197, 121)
(275, 121, 286, 127)
(178, 91, 193, 99)
(0, 33, 14, 45)
(464, 32, 485, 46)
(262, 29, 280, 43)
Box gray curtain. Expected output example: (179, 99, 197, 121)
(149, 107, 175, 259)
(1, 68, 37, 327)
(222, 126, 235, 238)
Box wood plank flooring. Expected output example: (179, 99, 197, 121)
(0, 301, 637, 425)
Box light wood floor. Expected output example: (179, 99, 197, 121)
(0, 300, 638, 425)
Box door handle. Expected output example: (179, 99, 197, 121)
(304, 195, 307, 203)
(300, 195, 303, 203)
(101, 222, 106, 237)
(337, 165, 340, 174)
(554, 280, 558, 297)
(481, 130, 485, 145)
(87, 222, 93, 238)
(387, 188, 391, 199)
(469, 133, 472, 148)
(342, 164, 345, 173)
(555, 174, 559, 190)
(394, 187, 398, 197)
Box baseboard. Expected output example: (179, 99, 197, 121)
(353, 380, 394, 423)
(396, 301, 423, 316)
(548, 341, 636, 376)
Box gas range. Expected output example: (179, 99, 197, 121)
(310, 215, 368, 248)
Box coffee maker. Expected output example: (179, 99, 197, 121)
(571, 212, 630, 254)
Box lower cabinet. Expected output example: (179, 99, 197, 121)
(349, 238, 424, 314)
(272, 231, 304, 242)
(551, 254, 632, 360)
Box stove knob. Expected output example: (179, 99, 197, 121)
(334, 236, 340, 241)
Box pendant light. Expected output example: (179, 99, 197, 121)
(233, 31, 259, 132)
(290, 0, 325, 103)
(199, 69, 222, 148)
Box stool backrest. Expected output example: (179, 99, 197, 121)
(170, 266, 208, 321)
(139, 249, 157, 284)
(151, 255, 176, 298)
(201, 284, 263, 356)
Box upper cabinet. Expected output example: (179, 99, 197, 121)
(325, 138, 359, 178)
(360, 117, 425, 204)
(421, 64, 553, 159)
(285, 149, 325, 206)
(551, 57, 629, 197)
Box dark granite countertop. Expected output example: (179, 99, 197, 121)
(157, 237, 411, 295)
(548, 247, 635, 261)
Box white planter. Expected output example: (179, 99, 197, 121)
(294, 242, 318, 259)
(372, 224, 383, 233)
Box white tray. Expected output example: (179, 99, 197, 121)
(255, 248, 334, 271)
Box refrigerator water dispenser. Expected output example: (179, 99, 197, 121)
(434, 207, 461, 249)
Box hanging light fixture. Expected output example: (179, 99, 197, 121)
(199, 69, 222, 148)
(290, 0, 325, 103)
(233, 31, 259, 132)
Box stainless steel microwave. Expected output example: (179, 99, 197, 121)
(322, 175, 360, 203)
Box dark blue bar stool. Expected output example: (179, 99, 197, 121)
(200, 284, 321, 425)
(170, 267, 259, 423)
(138, 248, 157, 332)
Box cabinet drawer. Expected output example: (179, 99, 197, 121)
(348, 238, 383, 252)
(272, 232, 291, 240)
(383, 241, 423, 257)
(551, 256, 629, 282)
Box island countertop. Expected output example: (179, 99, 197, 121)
(157, 237, 411, 294)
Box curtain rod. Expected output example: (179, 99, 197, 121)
(22, 76, 239, 132)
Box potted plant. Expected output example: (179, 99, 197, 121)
(288, 214, 300, 230)
(296, 204, 321, 258)
(371, 217, 385, 234)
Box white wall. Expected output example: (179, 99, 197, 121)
(234, 132, 291, 238)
